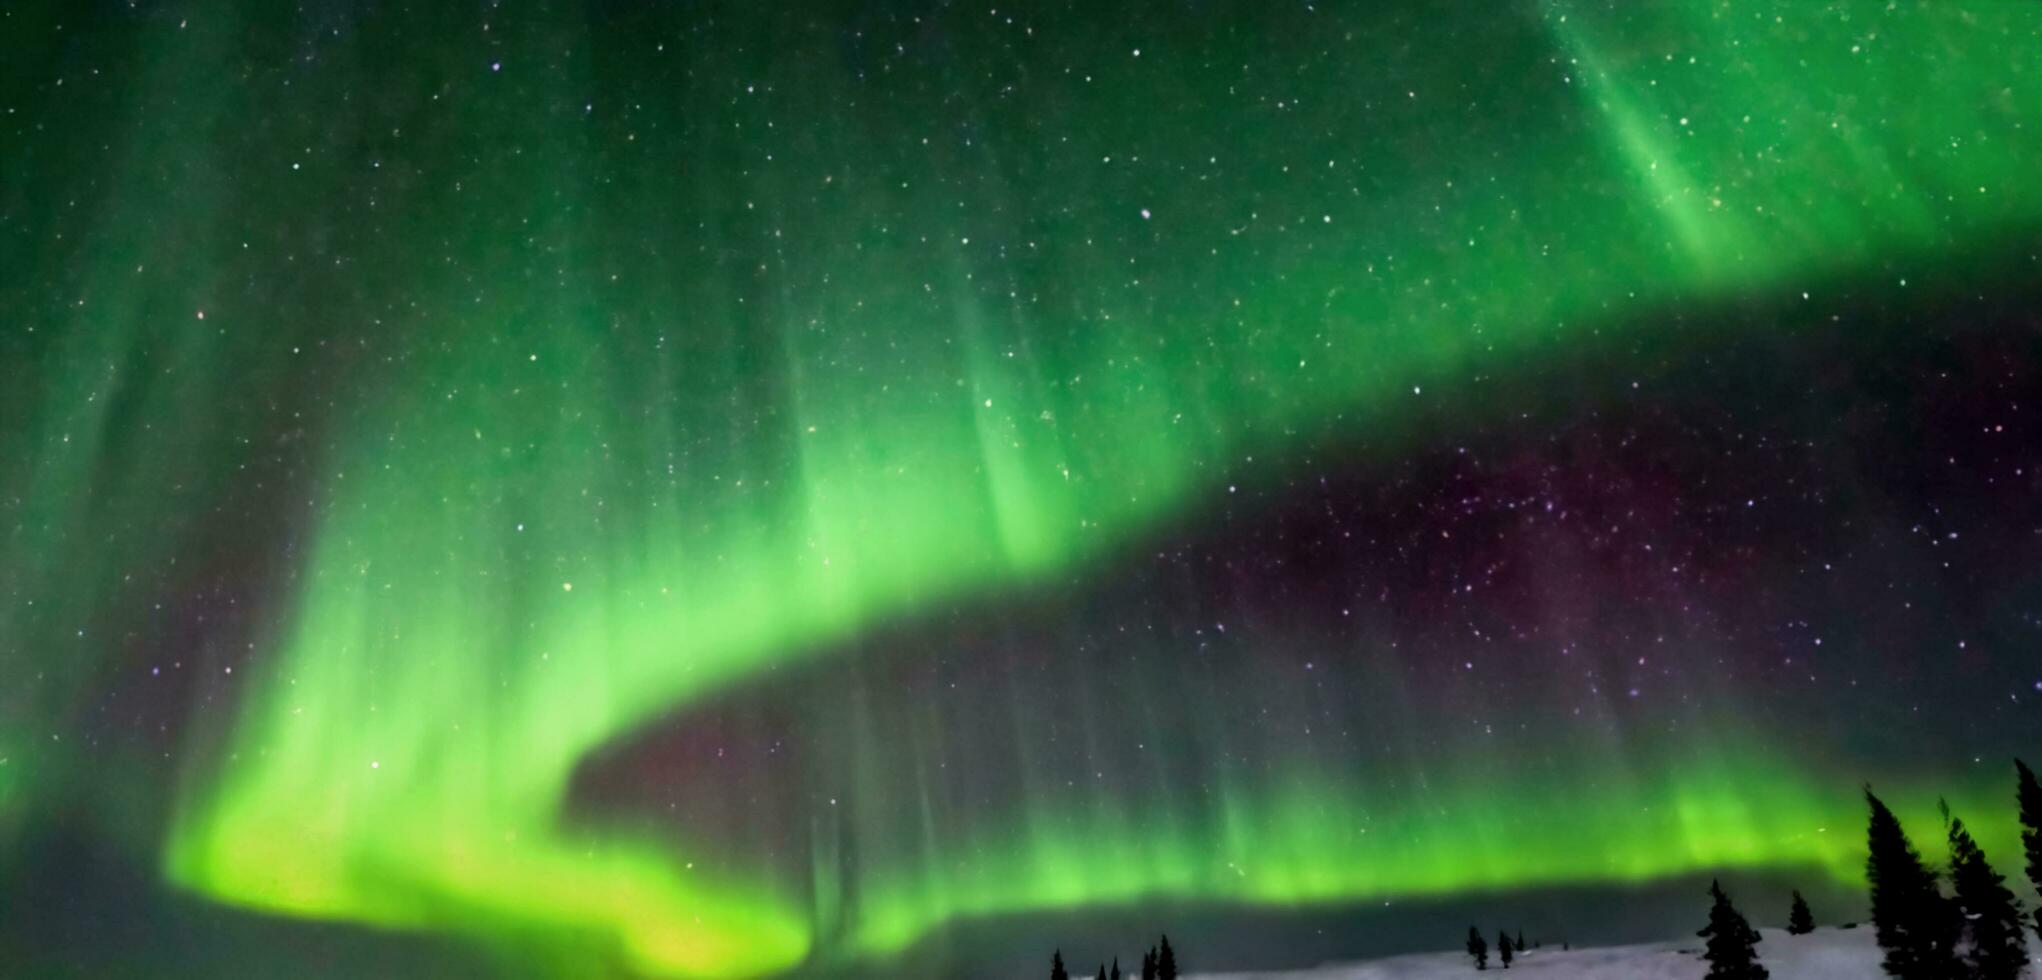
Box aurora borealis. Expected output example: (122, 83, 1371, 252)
(3, 0, 2041, 976)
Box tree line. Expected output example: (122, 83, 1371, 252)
(1852, 759, 2041, 980)
(1463, 758, 2042, 978)
(1042, 760, 2040, 979)
(1048, 934, 1176, 980)
(1463, 927, 1535, 969)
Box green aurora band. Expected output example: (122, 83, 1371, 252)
(3, 1, 2039, 976)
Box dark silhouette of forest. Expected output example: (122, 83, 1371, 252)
(1045, 759, 2042, 978)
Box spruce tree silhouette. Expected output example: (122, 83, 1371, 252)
(1156, 935, 1178, 980)
(1496, 931, 1512, 969)
(1141, 947, 1157, 980)
(1787, 890, 1815, 935)
(1698, 879, 1768, 980)
(1466, 926, 1488, 970)
(1110, 956, 1121, 980)
(2019, 759, 2042, 940)
(1865, 788, 1960, 979)
(1947, 807, 2030, 980)
(1514, 929, 1525, 954)
(1051, 950, 1070, 980)
(1095, 964, 1106, 980)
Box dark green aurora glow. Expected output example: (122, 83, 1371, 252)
(3, 1, 2039, 976)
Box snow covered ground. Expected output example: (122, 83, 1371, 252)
(1190, 927, 2042, 980)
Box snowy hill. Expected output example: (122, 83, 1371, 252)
(1191, 927, 2042, 980)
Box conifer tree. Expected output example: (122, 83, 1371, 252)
(1141, 947, 1157, 980)
(1096, 964, 1106, 980)
(1698, 879, 1768, 980)
(1514, 929, 1525, 954)
(1787, 891, 1815, 935)
(2019, 759, 2042, 940)
(1156, 935, 1178, 980)
(1466, 926, 1488, 970)
(1051, 950, 1069, 980)
(1948, 809, 2030, 980)
(1496, 931, 1512, 969)
(1865, 788, 1960, 980)
(1110, 956, 1121, 980)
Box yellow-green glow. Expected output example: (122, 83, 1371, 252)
(156, 2, 2042, 971)
(1, 0, 2036, 975)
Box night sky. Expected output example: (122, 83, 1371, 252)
(3, 2, 2040, 977)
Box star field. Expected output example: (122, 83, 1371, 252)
(2, 1, 2039, 977)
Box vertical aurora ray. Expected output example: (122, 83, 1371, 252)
(2, 1, 2038, 975)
